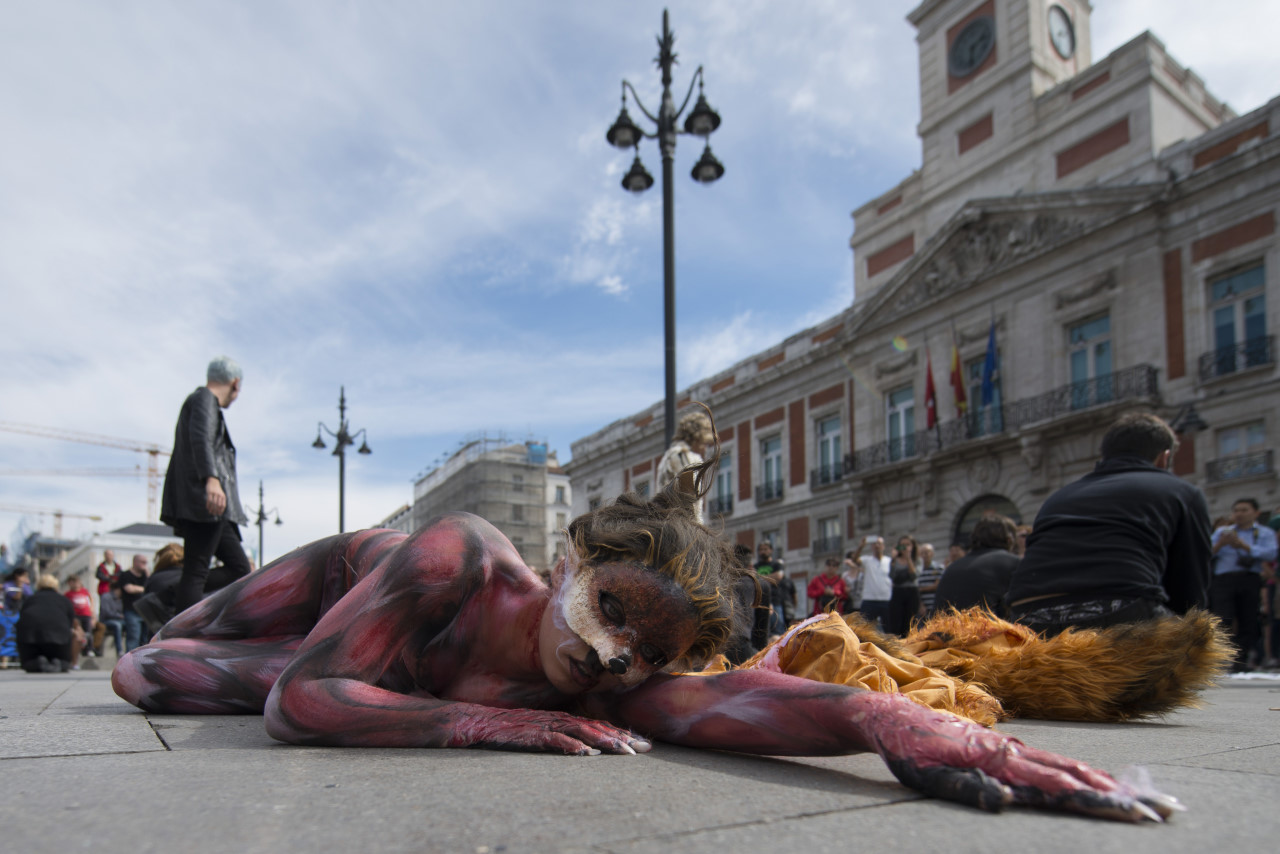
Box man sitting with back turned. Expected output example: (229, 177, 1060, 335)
(1007, 413, 1213, 634)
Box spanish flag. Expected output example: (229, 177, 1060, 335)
(950, 330, 967, 417)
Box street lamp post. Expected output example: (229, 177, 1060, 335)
(250, 480, 282, 567)
(311, 386, 372, 533)
(606, 8, 724, 448)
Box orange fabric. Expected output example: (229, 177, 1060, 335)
(698, 613, 1002, 726)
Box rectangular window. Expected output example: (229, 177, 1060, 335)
(1068, 313, 1112, 408)
(761, 530, 779, 551)
(1212, 420, 1270, 480)
(588, 496, 602, 511)
(760, 435, 783, 500)
(886, 385, 915, 461)
(815, 515, 842, 554)
(1217, 420, 1266, 457)
(815, 416, 843, 484)
(634, 479, 650, 498)
(965, 357, 1003, 436)
(512, 504, 524, 522)
(712, 450, 733, 514)
(555, 512, 567, 530)
(1209, 264, 1268, 374)
(554, 485, 566, 504)
(512, 474, 524, 492)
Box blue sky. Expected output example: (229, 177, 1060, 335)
(3, 0, 1277, 562)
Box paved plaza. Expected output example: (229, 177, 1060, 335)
(1, 667, 1276, 853)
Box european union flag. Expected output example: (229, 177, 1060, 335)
(981, 320, 999, 407)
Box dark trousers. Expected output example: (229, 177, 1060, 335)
(175, 518, 252, 612)
(888, 587, 920, 636)
(1211, 571, 1262, 670)
(859, 599, 890, 631)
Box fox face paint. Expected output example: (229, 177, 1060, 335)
(541, 536, 699, 691)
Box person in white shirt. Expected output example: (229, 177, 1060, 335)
(857, 536, 892, 630)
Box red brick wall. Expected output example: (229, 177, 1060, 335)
(958, 112, 994, 154)
(787, 517, 810, 551)
(808, 383, 844, 409)
(811, 325, 841, 346)
(1190, 212, 1276, 263)
(1172, 439, 1196, 476)
(711, 375, 736, 393)
(736, 529, 756, 550)
(866, 234, 915, 277)
(1193, 122, 1269, 169)
(631, 460, 651, 477)
(718, 426, 734, 442)
(755, 407, 785, 429)
(1163, 249, 1186, 380)
(876, 195, 902, 215)
(757, 352, 785, 372)
(789, 400, 806, 486)
(1071, 70, 1110, 101)
(1056, 117, 1130, 179)
(737, 420, 751, 501)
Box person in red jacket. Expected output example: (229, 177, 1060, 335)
(95, 550, 121, 596)
(807, 557, 847, 615)
(64, 575, 95, 658)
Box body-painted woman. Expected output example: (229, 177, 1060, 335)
(114, 456, 1178, 823)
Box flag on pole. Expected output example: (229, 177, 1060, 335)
(981, 318, 999, 407)
(925, 346, 938, 429)
(949, 324, 967, 417)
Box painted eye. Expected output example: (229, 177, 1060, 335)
(639, 643, 667, 668)
(599, 592, 625, 626)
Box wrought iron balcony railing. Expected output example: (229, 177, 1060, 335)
(1198, 335, 1274, 382)
(707, 494, 733, 516)
(1207, 449, 1274, 483)
(844, 364, 1158, 475)
(810, 463, 844, 489)
(811, 536, 844, 556)
(755, 479, 784, 504)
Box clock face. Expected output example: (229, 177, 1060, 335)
(948, 15, 996, 78)
(1048, 4, 1076, 59)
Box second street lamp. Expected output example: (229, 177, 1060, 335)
(250, 480, 282, 568)
(606, 8, 724, 448)
(311, 385, 372, 534)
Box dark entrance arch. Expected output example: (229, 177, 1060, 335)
(952, 494, 1022, 547)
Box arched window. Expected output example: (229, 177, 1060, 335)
(952, 494, 1022, 546)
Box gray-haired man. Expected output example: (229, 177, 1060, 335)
(160, 356, 252, 613)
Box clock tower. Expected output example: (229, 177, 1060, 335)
(911, 0, 1094, 198)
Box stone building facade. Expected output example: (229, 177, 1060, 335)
(412, 435, 566, 570)
(566, 0, 1280, 614)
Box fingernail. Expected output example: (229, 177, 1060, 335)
(620, 743, 636, 755)
(585, 749, 601, 756)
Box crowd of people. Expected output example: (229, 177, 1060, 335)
(740, 413, 1280, 674)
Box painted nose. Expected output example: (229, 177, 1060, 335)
(606, 653, 631, 675)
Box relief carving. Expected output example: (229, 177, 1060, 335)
(873, 350, 919, 378)
(889, 213, 1097, 315)
(1055, 269, 1118, 309)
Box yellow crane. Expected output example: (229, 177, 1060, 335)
(0, 422, 170, 523)
(0, 502, 103, 539)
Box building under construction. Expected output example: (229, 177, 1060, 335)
(412, 433, 569, 570)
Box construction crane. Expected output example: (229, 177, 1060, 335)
(0, 503, 103, 539)
(0, 422, 170, 523)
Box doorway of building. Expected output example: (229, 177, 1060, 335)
(952, 494, 1022, 547)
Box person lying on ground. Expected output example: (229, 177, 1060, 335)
(114, 455, 1177, 823)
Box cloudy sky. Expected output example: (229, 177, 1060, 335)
(3, 0, 1276, 562)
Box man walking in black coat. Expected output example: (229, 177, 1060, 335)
(161, 356, 252, 614)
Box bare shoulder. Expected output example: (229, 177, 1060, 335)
(379, 512, 536, 592)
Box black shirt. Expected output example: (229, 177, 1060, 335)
(16, 588, 75, 646)
(1006, 455, 1212, 612)
(116, 568, 149, 612)
(934, 548, 1019, 617)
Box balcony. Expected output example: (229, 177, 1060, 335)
(845, 364, 1158, 475)
(812, 536, 844, 556)
(755, 479, 784, 504)
(1207, 450, 1274, 483)
(707, 494, 733, 516)
(810, 463, 844, 490)
(1198, 335, 1274, 382)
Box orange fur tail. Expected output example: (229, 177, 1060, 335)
(905, 607, 1234, 722)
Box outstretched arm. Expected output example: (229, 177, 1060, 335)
(599, 669, 1179, 822)
(263, 514, 643, 755)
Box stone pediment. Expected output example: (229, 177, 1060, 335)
(851, 186, 1162, 334)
